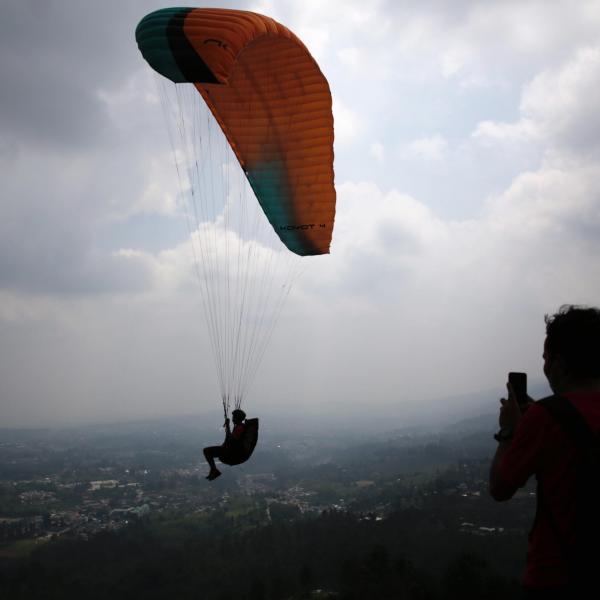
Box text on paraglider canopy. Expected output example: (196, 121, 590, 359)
(203, 38, 228, 50)
(279, 224, 327, 231)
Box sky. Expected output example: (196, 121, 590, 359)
(1, 0, 600, 428)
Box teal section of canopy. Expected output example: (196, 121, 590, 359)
(135, 7, 188, 83)
(246, 162, 304, 255)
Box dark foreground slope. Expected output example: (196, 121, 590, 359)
(0, 501, 524, 600)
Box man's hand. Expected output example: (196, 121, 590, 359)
(224, 418, 230, 428)
(490, 382, 524, 502)
(498, 382, 524, 430)
(522, 394, 536, 413)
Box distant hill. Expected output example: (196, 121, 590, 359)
(0, 379, 553, 443)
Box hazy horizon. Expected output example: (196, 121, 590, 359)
(0, 377, 553, 433)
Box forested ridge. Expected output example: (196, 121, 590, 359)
(1, 501, 524, 600)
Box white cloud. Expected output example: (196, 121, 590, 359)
(132, 177, 178, 217)
(284, 156, 600, 406)
(472, 119, 537, 144)
(473, 45, 600, 160)
(332, 95, 364, 144)
(522, 46, 600, 155)
(402, 135, 448, 161)
(369, 142, 385, 163)
(337, 46, 360, 70)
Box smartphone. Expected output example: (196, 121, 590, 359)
(508, 372, 528, 406)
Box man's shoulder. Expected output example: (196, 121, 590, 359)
(511, 400, 559, 447)
(537, 393, 600, 425)
(521, 400, 554, 425)
(536, 393, 600, 442)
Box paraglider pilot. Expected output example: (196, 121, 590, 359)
(203, 409, 247, 481)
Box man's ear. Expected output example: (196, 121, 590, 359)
(547, 352, 569, 390)
(554, 354, 568, 375)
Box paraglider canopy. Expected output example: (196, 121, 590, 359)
(136, 7, 336, 257)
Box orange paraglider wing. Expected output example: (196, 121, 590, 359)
(136, 7, 335, 256)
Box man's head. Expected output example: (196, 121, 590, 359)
(544, 305, 600, 392)
(232, 409, 246, 424)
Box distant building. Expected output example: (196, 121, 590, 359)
(355, 480, 375, 488)
(109, 504, 150, 523)
(90, 480, 119, 491)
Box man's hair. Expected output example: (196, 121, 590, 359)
(232, 409, 246, 420)
(545, 305, 600, 379)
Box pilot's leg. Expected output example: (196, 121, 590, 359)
(203, 446, 222, 480)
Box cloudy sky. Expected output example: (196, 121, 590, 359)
(2, 0, 600, 428)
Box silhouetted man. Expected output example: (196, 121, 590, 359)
(490, 305, 600, 597)
(203, 409, 247, 481)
